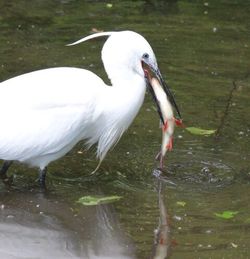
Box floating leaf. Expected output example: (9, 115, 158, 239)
(214, 210, 239, 219)
(106, 3, 113, 8)
(185, 127, 216, 136)
(77, 195, 122, 206)
(176, 201, 186, 207)
(231, 242, 238, 248)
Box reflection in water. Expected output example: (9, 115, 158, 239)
(0, 188, 135, 259)
(0, 177, 173, 259)
(151, 174, 171, 259)
(84, 204, 135, 259)
(0, 222, 78, 258)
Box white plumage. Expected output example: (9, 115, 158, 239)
(0, 31, 158, 176)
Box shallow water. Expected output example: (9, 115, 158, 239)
(0, 0, 250, 258)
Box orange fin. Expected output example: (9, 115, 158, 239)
(166, 136, 173, 151)
(174, 118, 185, 128)
(162, 121, 168, 132)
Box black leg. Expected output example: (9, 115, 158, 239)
(0, 161, 14, 185)
(38, 167, 47, 188)
(0, 161, 13, 177)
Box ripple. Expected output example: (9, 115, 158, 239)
(157, 149, 235, 188)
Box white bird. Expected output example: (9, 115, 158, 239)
(0, 30, 181, 186)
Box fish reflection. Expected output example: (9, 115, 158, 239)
(151, 172, 171, 259)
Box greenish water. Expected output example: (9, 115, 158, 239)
(0, 0, 250, 258)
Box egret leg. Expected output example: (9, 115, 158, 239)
(0, 161, 14, 185)
(0, 161, 13, 177)
(38, 167, 47, 187)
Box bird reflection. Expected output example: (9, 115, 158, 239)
(0, 171, 172, 258)
(0, 187, 135, 259)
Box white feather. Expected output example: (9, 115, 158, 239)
(0, 31, 156, 170)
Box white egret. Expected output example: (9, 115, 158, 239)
(0, 30, 181, 186)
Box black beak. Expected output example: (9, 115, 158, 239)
(154, 68, 182, 120)
(143, 61, 182, 122)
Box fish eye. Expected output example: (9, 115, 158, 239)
(142, 53, 149, 59)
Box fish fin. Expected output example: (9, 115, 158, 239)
(166, 137, 173, 151)
(174, 118, 185, 127)
(163, 121, 168, 132)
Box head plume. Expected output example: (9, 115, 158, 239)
(67, 31, 115, 46)
(68, 30, 157, 85)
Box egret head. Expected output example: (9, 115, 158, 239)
(100, 31, 157, 79)
(68, 30, 181, 121)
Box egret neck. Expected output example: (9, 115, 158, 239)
(96, 71, 146, 161)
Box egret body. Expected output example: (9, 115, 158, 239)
(0, 31, 181, 185)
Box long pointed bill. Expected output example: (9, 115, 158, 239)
(154, 69, 182, 120)
(143, 62, 182, 121)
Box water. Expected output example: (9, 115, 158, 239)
(0, 0, 250, 258)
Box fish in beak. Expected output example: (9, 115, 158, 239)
(142, 61, 182, 122)
(142, 61, 182, 168)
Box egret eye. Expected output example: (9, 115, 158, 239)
(142, 53, 149, 59)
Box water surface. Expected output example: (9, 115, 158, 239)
(0, 0, 249, 258)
